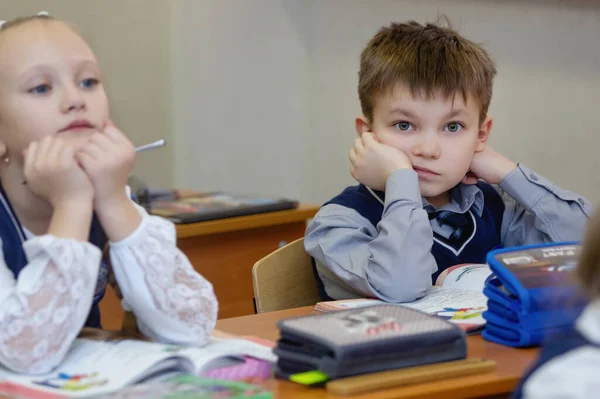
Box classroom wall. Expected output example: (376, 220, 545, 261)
(172, 0, 600, 204)
(2, 1, 599, 205)
(170, 0, 314, 201)
(0, 0, 173, 187)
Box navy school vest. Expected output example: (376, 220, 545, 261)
(0, 182, 108, 328)
(313, 182, 505, 301)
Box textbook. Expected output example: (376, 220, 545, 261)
(315, 263, 492, 333)
(148, 190, 299, 224)
(0, 336, 276, 398)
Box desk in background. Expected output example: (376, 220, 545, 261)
(176, 204, 319, 319)
(216, 306, 539, 399)
(100, 204, 319, 329)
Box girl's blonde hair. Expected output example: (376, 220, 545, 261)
(578, 214, 600, 298)
(0, 13, 54, 33)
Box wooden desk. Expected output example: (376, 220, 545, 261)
(216, 306, 539, 399)
(100, 205, 319, 329)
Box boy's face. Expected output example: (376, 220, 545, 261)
(0, 20, 109, 161)
(358, 84, 491, 204)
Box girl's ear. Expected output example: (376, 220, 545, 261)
(0, 140, 8, 162)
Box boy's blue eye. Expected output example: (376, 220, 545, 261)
(444, 122, 463, 133)
(79, 78, 99, 89)
(28, 84, 51, 95)
(394, 121, 415, 132)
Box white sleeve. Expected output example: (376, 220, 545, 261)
(522, 347, 600, 399)
(0, 236, 101, 374)
(108, 201, 218, 346)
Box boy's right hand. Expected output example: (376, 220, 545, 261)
(24, 136, 94, 209)
(349, 132, 412, 191)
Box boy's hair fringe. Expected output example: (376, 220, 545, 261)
(358, 17, 497, 123)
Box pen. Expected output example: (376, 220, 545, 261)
(135, 139, 166, 153)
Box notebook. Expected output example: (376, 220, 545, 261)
(0, 336, 276, 398)
(315, 263, 492, 333)
(148, 190, 299, 224)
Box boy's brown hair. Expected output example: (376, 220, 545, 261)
(577, 214, 600, 298)
(358, 19, 496, 124)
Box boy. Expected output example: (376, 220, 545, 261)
(305, 20, 592, 303)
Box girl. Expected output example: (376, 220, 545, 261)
(0, 13, 218, 374)
(516, 214, 600, 398)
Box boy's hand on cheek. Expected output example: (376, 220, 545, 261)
(349, 132, 412, 191)
(464, 147, 517, 185)
(75, 121, 136, 210)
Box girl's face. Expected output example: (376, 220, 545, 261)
(0, 19, 109, 163)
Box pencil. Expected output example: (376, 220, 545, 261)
(326, 358, 497, 395)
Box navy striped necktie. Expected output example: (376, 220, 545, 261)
(429, 210, 469, 241)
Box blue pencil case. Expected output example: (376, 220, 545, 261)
(482, 242, 587, 347)
(482, 308, 580, 347)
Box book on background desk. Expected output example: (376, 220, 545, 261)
(316, 263, 492, 333)
(147, 189, 299, 224)
(0, 336, 276, 398)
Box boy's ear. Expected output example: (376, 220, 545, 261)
(475, 115, 493, 152)
(355, 116, 371, 137)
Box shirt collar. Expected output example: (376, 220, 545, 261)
(421, 183, 485, 216)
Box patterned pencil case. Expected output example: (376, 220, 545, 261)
(274, 305, 466, 380)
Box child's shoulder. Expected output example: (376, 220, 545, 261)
(326, 184, 382, 206)
(321, 184, 384, 227)
(518, 329, 600, 398)
(475, 181, 505, 215)
(474, 180, 498, 197)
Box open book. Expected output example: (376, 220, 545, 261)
(0, 336, 276, 398)
(90, 376, 272, 399)
(315, 264, 492, 333)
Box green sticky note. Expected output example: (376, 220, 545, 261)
(289, 370, 329, 385)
